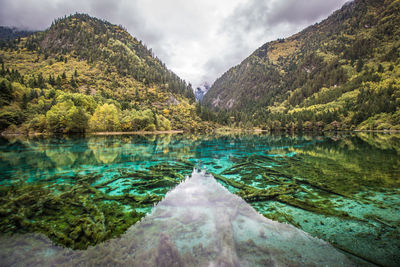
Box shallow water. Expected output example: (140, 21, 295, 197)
(0, 132, 399, 266)
(0, 170, 354, 266)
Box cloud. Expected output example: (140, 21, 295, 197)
(226, 0, 349, 32)
(0, 0, 348, 88)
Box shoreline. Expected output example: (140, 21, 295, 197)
(1, 130, 184, 137)
(253, 129, 400, 134)
(1, 128, 399, 137)
(353, 129, 400, 133)
(88, 130, 184, 135)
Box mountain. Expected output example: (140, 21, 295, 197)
(0, 14, 210, 133)
(203, 0, 400, 131)
(0, 26, 35, 40)
(195, 82, 210, 101)
(0, 26, 36, 50)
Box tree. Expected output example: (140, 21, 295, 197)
(130, 109, 154, 131)
(21, 93, 28, 109)
(156, 114, 171, 131)
(0, 105, 23, 130)
(70, 77, 77, 88)
(37, 73, 46, 88)
(377, 64, 384, 73)
(89, 103, 120, 131)
(46, 100, 89, 133)
(356, 59, 364, 72)
(0, 80, 13, 107)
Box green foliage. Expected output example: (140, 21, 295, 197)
(156, 114, 171, 131)
(0, 105, 24, 129)
(132, 109, 154, 131)
(119, 108, 171, 132)
(358, 110, 400, 131)
(0, 80, 13, 107)
(28, 114, 47, 132)
(89, 103, 120, 132)
(46, 100, 89, 133)
(56, 93, 97, 114)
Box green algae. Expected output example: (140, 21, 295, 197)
(211, 171, 365, 224)
(0, 182, 145, 249)
(0, 160, 194, 249)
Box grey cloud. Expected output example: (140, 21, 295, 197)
(88, 0, 123, 19)
(222, 0, 349, 40)
(265, 0, 350, 25)
(0, 0, 349, 88)
(0, 0, 85, 30)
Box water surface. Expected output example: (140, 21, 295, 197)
(0, 133, 399, 266)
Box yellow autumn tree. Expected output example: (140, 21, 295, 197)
(89, 103, 120, 132)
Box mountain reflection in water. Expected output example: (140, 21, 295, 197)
(0, 170, 353, 266)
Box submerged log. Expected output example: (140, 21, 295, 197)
(276, 195, 368, 224)
(94, 176, 122, 189)
(293, 178, 349, 198)
(221, 162, 254, 175)
(210, 172, 252, 191)
(176, 158, 195, 167)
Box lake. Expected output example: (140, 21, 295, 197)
(0, 132, 399, 266)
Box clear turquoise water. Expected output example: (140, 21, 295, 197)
(0, 170, 355, 266)
(0, 133, 399, 266)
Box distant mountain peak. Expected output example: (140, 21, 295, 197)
(195, 82, 210, 101)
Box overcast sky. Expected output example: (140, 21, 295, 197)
(0, 0, 349, 88)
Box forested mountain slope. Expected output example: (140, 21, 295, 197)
(203, 0, 400, 131)
(0, 14, 208, 133)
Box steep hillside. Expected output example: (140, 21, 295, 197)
(203, 0, 400, 131)
(0, 14, 209, 133)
